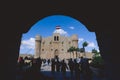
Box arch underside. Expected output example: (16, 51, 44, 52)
(2, 1, 119, 80)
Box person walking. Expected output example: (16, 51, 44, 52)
(68, 58, 74, 80)
(61, 59, 68, 80)
(51, 58, 56, 74)
(80, 57, 92, 80)
(74, 59, 81, 80)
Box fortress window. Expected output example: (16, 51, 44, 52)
(43, 42, 45, 44)
(69, 42, 71, 44)
(42, 49, 44, 51)
(57, 36, 59, 41)
(50, 41, 52, 44)
(51, 49, 53, 51)
(54, 36, 56, 41)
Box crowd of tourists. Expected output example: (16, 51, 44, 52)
(17, 56, 93, 80)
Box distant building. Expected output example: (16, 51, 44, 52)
(19, 54, 34, 59)
(34, 26, 93, 59)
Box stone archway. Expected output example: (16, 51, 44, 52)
(1, 1, 119, 80)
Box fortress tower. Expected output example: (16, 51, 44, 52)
(34, 35, 42, 58)
(71, 34, 78, 48)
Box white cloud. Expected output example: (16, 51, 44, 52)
(69, 26, 75, 30)
(88, 42, 96, 47)
(97, 49, 100, 52)
(53, 29, 68, 36)
(78, 38, 84, 43)
(20, 38, 35, 49)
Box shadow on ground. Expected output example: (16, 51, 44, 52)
(16, 67, 106, 80)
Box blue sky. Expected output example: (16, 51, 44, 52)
(20, 15, 99, 54)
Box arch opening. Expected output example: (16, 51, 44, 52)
(18, 14, 102, 77)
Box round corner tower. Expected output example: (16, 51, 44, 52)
(71, 34, 78, 48)
(34, 35, 42, 58)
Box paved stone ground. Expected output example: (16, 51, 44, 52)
(16, 63, 107, 80)
(40, 64, 106, 80)
(41, 71, 106, 80)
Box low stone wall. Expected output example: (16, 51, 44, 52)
(40, 52, 94, 59)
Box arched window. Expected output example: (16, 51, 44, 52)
(69, 41, 71, 44)
(54, 36, 56, 41)
(42, 49, 44, 51)
(43, 41, 45, 44)
(57, 36, 59, 41)
(51, 49, 53, 51)
(50, 41, 52, 44)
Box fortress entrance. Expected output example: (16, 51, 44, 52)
(54, 49, 59, 58)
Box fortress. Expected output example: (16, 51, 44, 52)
(34, 26, 93, 59)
